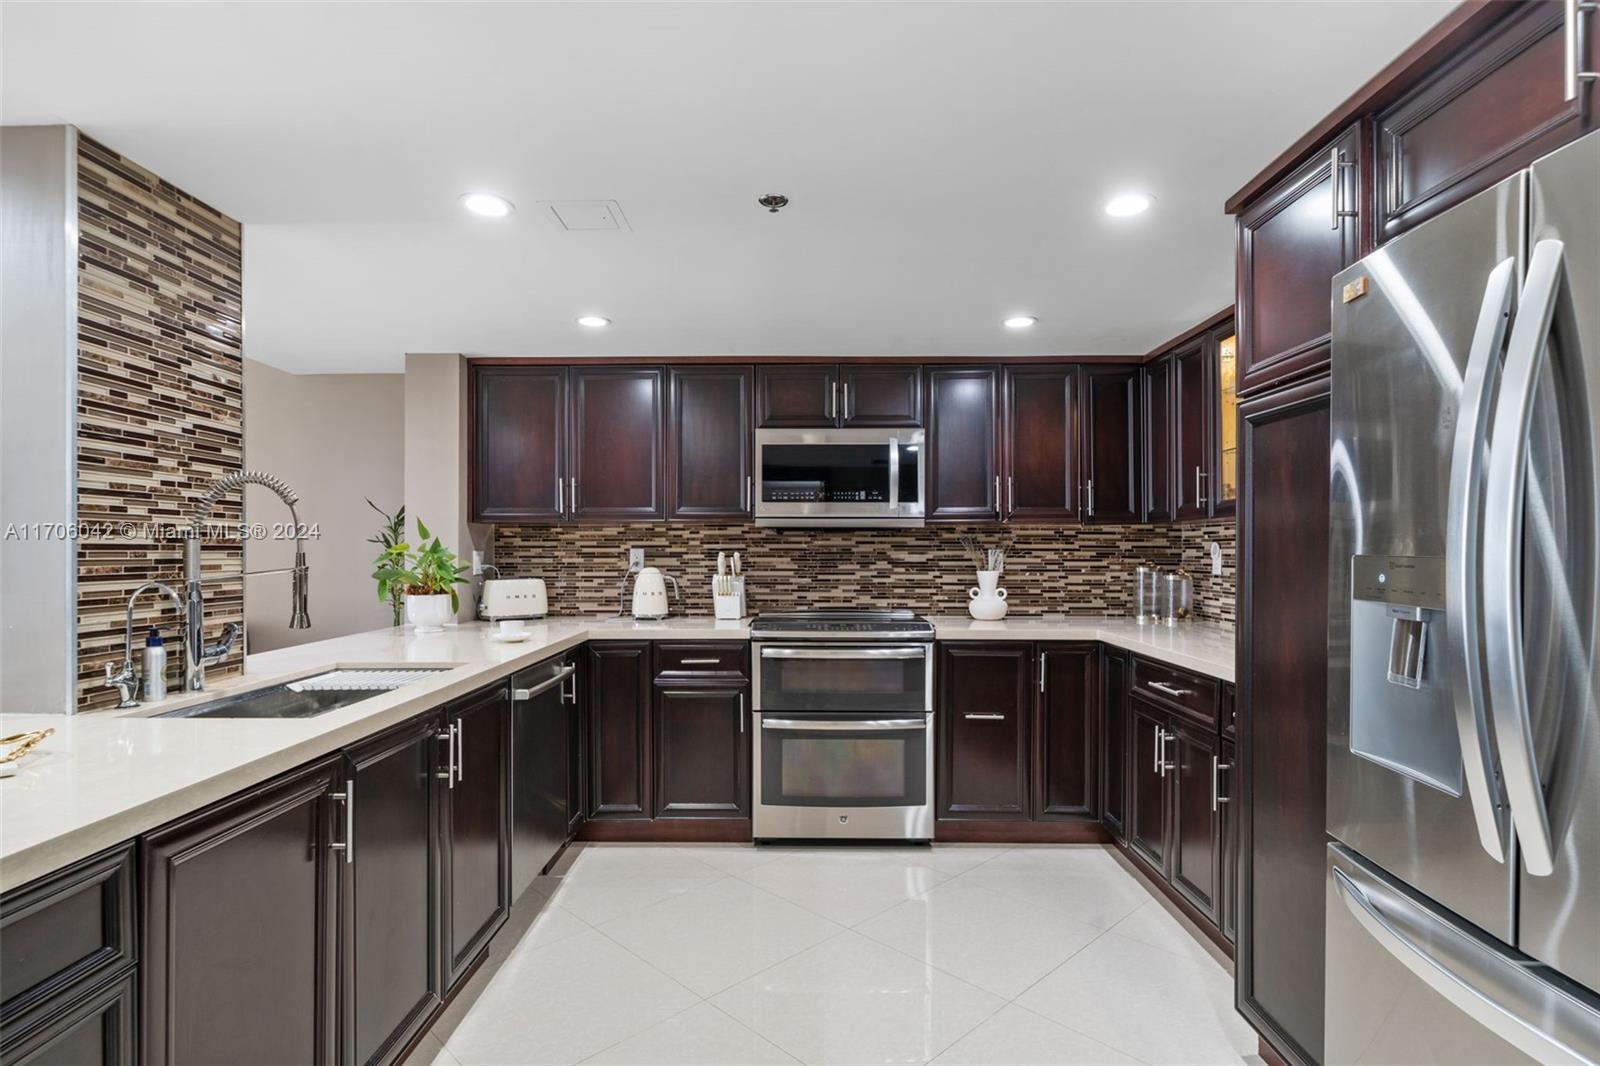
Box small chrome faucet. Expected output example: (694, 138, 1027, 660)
(182, 470, 311, 692)
(103, 581, 183, 708)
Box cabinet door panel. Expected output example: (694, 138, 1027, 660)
(1102, 650, 1131, 840)
(1213, 328, 1239, 516)
(567, 655, 587, 837)
(1221, 738, 1238, 944)
(654, 684, 750, 818)
(669, 367, 753, 519)
(142, 758, 341, 1066)
(927, 367, 1000, 522)
(587, 643, 652, 818)
(1035, 643, 1098, 819)
(841, 364, 922, 427)
(2, 972, 135, 1066)
(570, 367, 664, 520)
(471, 366, 565, 522)
(1004, 366, 1078, 521)
(1169, 721, 1221, 925)
(442, 686, 511, 987)
(1238, 122, 1363, 394)
(1142, 356, 1174, 523)
(1174, 340, 1210, 520)
(757, 366, 837, 427)
(1127, 699, 1169, 874)
(344, 720, 440, 1066)
(1080, 366, 1140, 523)
(938, 643, 1030, 819)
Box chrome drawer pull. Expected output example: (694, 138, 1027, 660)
(964, 713, 1006, 721)
(678, 658, 722, 665)
(1148, 681, 1194, 698)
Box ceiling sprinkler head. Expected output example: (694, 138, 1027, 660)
(758, 194, 789, 214)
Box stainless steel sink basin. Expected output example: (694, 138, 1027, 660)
(158, 668, 449, 720)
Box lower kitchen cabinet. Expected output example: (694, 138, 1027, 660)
(1220, 738, 1237, 944)
(653, 682, 750, 818)
(586, 642, 652, 819)
(1127, 697, 1170, 873)
(1034, 643, 1098, 819)
(1101, 649, 1130, 839)
(1168, 718, 1221, 925)
(937, 643, 1032, 819)
(141, 756, 342, 1066)
(1, 972, 136, 1066)
(440, 684, 512, 988)
(567, 655, 587, 838)
(342, 718, 441, 1066)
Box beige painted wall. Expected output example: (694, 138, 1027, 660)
(244, 359, 404, 651)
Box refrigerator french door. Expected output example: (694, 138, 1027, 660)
(1327, 129, 1600, 1064)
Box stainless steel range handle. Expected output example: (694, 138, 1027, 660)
(761, 717, 927, 731)
(964, 713, 1006, 721)
(760, 646, 926, 660)
(1446, 256, 1517, 864)
(1484, 239, 1577, 878)
(1566, 0, 1598, 102)
(513, 664, 576, 702)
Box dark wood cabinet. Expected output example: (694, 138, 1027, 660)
(668, 367, 752, 519)
(1141, 356, 1174, 523)
(569, 366, 665, 521)
(1220, 738, 1238, 944)
(440, 685, 511, 988)
(1003, 366, 1078, 521)
(1236, 375, 1330, 1066)
(586, 642, 652, 819)
(1237, 121, 1364, 395)
(1168, 719, 1221, 925)
(937, 642, 1031, 819)
(1376, 2, 1596, 242)
(141, 757, 342, 1066)
(1034, 643, 1098, 820)
(342, 719, 441, 1066)
(1173, 340, 1210, 520)
(653, 683, 750, 819)
(567, 654, 587, 837)
(470, 366, 566, 522)
(1101, 649, 1131, 840)
(1, 972, 135, 1066)
(1079, 366, 1140, 523)
(927, 367, 1000, 522)
(840, 364, 922, 427)
(1127, 697, 1170, 874)
(756, 366, 837, 427)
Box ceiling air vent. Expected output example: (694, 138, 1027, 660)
(540, 200, 631, 231)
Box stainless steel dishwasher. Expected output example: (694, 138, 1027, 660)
(509, 655, 577, 897)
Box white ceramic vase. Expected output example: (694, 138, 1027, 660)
(967, 569, 1008, 620)
(406, 593, 452, 633)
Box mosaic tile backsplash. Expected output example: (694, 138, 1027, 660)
(495, 520, 1235, 624)
(75, 135, 245, 709)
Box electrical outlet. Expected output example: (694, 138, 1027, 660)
(1207, 541, 1223, 576)
(629, 548, 645, 569)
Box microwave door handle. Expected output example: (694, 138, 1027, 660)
(1445, 256, 1517, 863)
(889, 438, 900, 508)
(1483, 239, 1575, 878)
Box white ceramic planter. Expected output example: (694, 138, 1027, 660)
(406, 593, 453, 633)
(967, 569, 1008, 620)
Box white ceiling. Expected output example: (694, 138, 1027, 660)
(3, 1, 1452, 374)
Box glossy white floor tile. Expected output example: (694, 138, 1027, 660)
(412, 843, 1256, 1066)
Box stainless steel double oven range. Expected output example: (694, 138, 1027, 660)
(749, 610, 935, 842)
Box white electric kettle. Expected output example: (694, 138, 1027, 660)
(631, 567, 678, 620)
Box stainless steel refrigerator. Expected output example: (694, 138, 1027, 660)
(1327, 129, 1600, 1065)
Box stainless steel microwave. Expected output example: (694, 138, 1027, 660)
(754, 428, 925, 527)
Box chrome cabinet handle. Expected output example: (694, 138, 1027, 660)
(1038, 652, 1046, 693)
(678, 657, 722, 665)
(1153, 726, 1165, 775)
(561, 668, 577, 704)
(556, 476, 564, 515)
(454, 718, 464, 785)
(1006, 475, 1014, 515)
(328, 779, 354, 864)
(1329, 146, 1356, 230)
(569, 477, 578, 513)
(964, 712, 1006, 721)
(1087, 479, 1095, 517)
(1148, 681, 1193, 698)
(831, 382, 838, 420)
(435, 726, 455, 787)
(513, 664, 576, 702)
(1211, 757, 1234, 812)
(1196, 467, 1208, 507)
(994, 475, 1001, 512)
(744, 475, 752, 511)
(842, 383, 851, 421)
(739, 691, 745, 732)
(1566, 0, 1599, 101)
(1159, 729, 1175, 776)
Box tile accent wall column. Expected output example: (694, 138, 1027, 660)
(74, 135, 244, 710)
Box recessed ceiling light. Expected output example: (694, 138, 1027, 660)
(576, 315, 611, 328)
(1003, 315, 1038, 329)
(1104, 193, 1154, 218)
(461, 193, 514, 218)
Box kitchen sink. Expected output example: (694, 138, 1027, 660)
(158, 668, 448, 720)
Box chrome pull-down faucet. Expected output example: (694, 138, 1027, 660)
(182, 470, 311, 692)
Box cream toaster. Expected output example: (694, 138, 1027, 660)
(481, 577, 548, 619)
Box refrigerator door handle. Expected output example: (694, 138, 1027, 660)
(1484, 239, 1578, 878)
(1445, 256, 1517, 863)
(1332, 860, 1600, 1065)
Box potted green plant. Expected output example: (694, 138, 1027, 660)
(366, 500, 407, 627)
(372, 518, 469, 633)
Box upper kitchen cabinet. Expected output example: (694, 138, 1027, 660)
(1375, 2, 1597, 242)
(569, 367, 665, 521)
(668, 366, 753, 519)
(1213, 326, 1239, 515)
(470, 366, 566, 523)
(1142, 355, 1174, 523)
(756, 364, 921, 427)
(927, 366, 1000, 522)
(1173, 338, 1210, 521)
(1003, 366, 1078, 522)
(1237, 121, 1365, 394)
(1079, 366, 1141, 524)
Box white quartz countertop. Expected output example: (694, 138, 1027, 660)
(929, 616, 1236, 682)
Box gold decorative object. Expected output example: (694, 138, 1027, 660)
(0, 728, 55, 765)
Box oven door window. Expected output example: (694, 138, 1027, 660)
(758, 646, 928, 714)
(760, 444, 891, 503)
(759, 714, 928, 808)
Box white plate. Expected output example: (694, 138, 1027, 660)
(488, 631, 533, 643)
